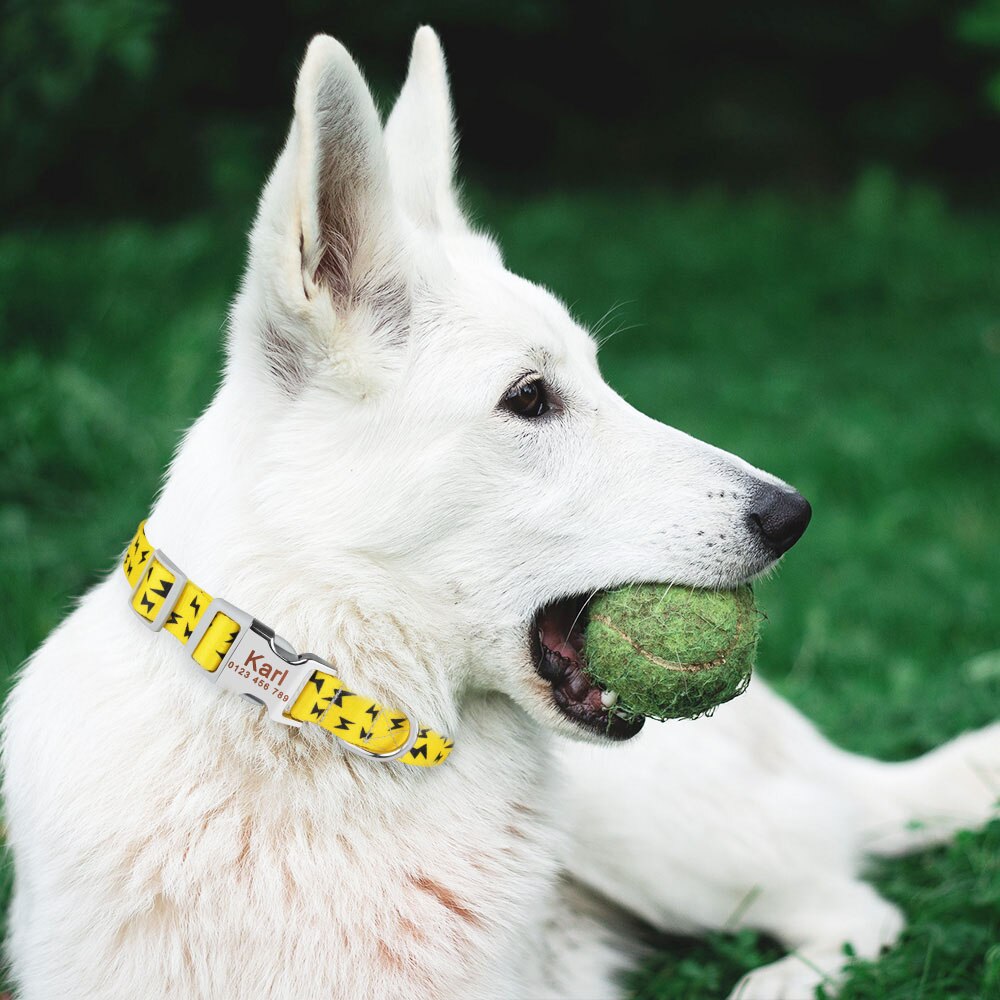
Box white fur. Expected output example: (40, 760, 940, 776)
(4, 28, 997, 1000)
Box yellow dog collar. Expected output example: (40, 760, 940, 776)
(122, 521, 454, 767)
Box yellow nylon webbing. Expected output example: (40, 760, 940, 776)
(123, 522, 453, 767)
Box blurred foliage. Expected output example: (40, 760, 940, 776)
(1, 0, 168, 214)
(2, 0, 1000, 223)
(958, 0, 1000, 107)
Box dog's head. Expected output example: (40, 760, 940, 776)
(224, 30, 810, 743)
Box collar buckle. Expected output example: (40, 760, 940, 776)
(187, 599, 311, 728)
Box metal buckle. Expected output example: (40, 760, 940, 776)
(131, 549, 188, 632)
(187, 600, 310, 729)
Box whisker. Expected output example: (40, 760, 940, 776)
(597, 320, 643, 349)
(591, 301, 629, 338)
(568, 588, 602, 638)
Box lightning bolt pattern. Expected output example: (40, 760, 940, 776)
(123, 521, 453, 767)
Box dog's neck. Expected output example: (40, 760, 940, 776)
(143, 385, 464, 738)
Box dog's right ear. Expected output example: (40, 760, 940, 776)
(384, 27, 467, 233)
(241, 36, 407, 393)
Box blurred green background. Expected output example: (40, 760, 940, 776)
(1, 2, 999, 998)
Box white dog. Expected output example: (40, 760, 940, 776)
(4, 28, 997, 1000)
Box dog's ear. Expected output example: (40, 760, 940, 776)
(241, 35, 408, 392)
(292, 36, 401, 302)
(384, 27, 467, 232)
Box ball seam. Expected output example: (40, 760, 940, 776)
(588, 603, 748, 673)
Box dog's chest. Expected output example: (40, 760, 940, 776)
(145, 704, 558, 994)
(6, 626, 560, 997)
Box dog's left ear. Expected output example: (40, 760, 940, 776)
(292, 36, 402, 304)
(239, 35, 408, 393)
(384, 27, 467, 232)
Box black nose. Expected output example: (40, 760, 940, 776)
(746, 484, 812, 556)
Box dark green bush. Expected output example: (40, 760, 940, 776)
(2, 0, 1000, 222)
(958, 0, 1000, 107)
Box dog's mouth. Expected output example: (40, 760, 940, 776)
(531, 595, 645, 741)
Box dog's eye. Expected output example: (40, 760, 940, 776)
(501, 379, 550, 419)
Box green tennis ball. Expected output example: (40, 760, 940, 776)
(585, 584, 760, 723)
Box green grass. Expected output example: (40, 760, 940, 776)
(2, 174, 999, 997)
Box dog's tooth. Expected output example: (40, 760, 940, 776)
(600, 690, 618, 709)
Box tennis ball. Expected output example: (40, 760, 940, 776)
(585, 584, 759, 723)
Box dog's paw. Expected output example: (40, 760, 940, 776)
(861, 721, 1000, 856)
(940, 722, 1000, 813)
(908, 722, 1000, 837)
(727, 953, 839, 1000)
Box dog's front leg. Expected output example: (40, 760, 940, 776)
(553, 679, 914, 999)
